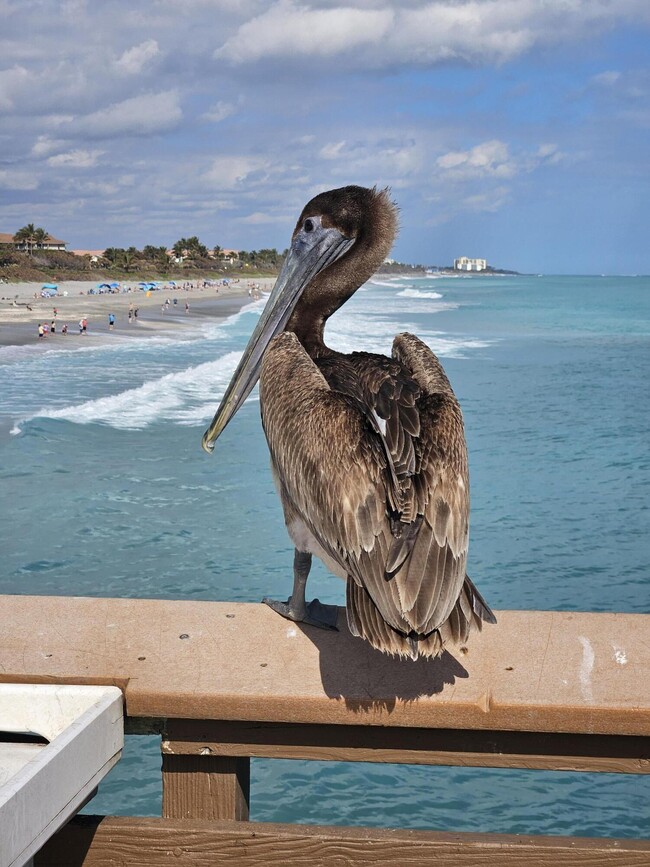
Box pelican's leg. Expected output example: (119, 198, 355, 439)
(263, 549, 339, 630)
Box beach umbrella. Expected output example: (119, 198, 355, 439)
(42, 283, 58, 291)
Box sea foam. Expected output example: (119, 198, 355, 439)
(20, 351, 245, 431)
(397, 288, 443, 299)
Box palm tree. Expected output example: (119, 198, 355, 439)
(14, 223, 38, 255)
(33, 227, 48, 249)
(185, 236, 208, 259)
(172, 238, 189, 258)
(103, 248, 123, 267)
(122, 247, 139, 272)
(142, 245, 167, 261)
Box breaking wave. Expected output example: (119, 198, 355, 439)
(19, 351, 245, 431)
(397, 288, 443, 299)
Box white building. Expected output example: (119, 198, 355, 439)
(454, 256, 487, 272)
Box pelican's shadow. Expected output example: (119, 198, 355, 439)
(298, 606, 468, 715)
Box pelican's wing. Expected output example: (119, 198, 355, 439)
(260, 331, 392, 579)
(389, 333, 496, 639)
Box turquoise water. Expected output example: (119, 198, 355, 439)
(1, 274, 648, 836)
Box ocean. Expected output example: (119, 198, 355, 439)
(1, 273, 648, 837)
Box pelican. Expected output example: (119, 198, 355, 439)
(203, 186, 495, 658)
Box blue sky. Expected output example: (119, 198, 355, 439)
(1, 1, 649, 273)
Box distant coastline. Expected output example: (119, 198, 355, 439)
(429, 267, 521, 276)
(378, 263, 521, 277)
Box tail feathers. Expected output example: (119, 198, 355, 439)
(346, 574, 495, 660)
(464, 574, 497, 626)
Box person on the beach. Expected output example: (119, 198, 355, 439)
(43, 322, 49, 336)
(128, 309, 133, 324)
(79, 318, 84, 335)
(62, 323, 68, 335)
(50, 319, 56, 335)
(83, 317, 87, 334)
(38, 323, 44, 339)
(108, 312, 115, 330)
(134, 307, 139, 322)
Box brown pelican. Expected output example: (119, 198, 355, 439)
(203, 186, 495, 658)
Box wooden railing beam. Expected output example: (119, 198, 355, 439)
(161, 718, 650, 775)
(2, 596, 648, 737)
(35, 816, 650, 866)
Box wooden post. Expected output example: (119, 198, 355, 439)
(162, 719, 250, 821)
(162, 754, 250, 821)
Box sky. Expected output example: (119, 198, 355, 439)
(1, 1, 649, 273)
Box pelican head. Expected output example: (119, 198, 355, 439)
(202, 186, 397, 453)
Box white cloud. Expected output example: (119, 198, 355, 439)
(203, 155, 270, 188)
(436, 139, 563, 182)
(202, 100, 237, 122)
(238, 211, 286, 224)
(462, 185, 510, 213)
(0, 65, 31, 111)
(535, 143, 564, 165)
(43, 115, 75, 128)
(216, 1, 650, 69)
(436, 140, 515, 179)
(0, 169, 38, 190)
(69, 91, 182, 137)
(319, 140, 347, 160)
(47, 149, 104, 168)
(315, 135, 423, 186)
(591, 70, 621, 87)
(216, 2, 393, 62)
(31, 136, 66, 157)
(114, 39, 160, 75)
(428, 138, 568, 221)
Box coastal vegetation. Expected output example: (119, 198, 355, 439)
(1, 224, 512, 281)
(0, 227, 290, 283)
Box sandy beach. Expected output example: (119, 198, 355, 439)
(0, 278, 276, 349)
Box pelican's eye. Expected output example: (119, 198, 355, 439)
(303, 218, 315, 233)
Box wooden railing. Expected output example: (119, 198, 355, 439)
(1, 594, 648, 865)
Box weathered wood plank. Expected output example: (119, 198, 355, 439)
(36, 816, 650, 866)
(160, 719, 650, 774)
(162, 755, 250, 821)
(2, 595, 649, 735)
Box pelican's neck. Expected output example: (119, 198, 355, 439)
(288, 310, 330, 358)
(286, 225, 390, 359)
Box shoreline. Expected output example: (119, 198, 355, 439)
(0, 278, 275, 351)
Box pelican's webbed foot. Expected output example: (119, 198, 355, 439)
(263, 596, 339, 630)
(262, 549, 339, 631)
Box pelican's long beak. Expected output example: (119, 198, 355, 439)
(202, 222, 353, 453)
